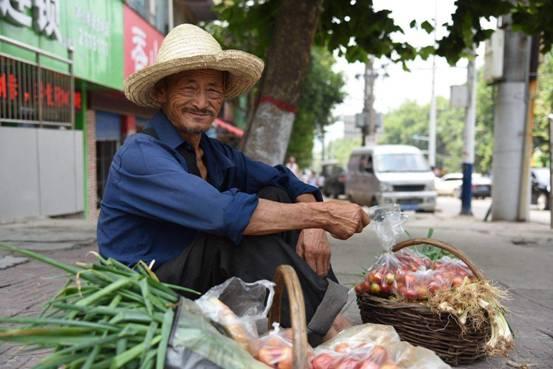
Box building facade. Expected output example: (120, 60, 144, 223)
(0, 0, 217, 222)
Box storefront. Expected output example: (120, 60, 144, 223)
(0, 0, 124, 222)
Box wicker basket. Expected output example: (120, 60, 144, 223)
(357, 238, 492, 366)
(269, 265, 310, 369)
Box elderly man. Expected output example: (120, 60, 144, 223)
(98, 24, 369, 344)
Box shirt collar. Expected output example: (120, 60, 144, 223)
(150, 110, 187, 150)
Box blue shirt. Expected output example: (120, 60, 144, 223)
(97, 111, 322, 266)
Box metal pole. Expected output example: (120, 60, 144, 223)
(428, 55, 437, 168)
(168, 0, 174, 30)
(461, 58, 477, 215)
(361, 58, 377, 146)
(428, 0, 438, 168)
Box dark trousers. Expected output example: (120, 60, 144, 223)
(155, 187, 348, 345)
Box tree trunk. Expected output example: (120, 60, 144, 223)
(243, 0, 322, 165)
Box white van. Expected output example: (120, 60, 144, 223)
(346, 145, 437, 212)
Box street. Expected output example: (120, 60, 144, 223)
(1, 203, 552, 368)
(434, 196, 551, 226)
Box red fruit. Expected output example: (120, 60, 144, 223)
(385, 273, 395, 285)
(369, 282, 381, 295)
(355, 283, 365, 295)
(312, 353, 335, 369)
(404, 288, 418, 300)
(366, 346, 388, 366)
(415, 285, 429, 299)
(370, 272, 383, 284)
(452, 276, 464, 288)
(335, 357, 361, 369)
(404, 274, 416, 288)
(397, 286, 408, 298)
(334, 342, 350, 353)
(358, 360, 380, 369)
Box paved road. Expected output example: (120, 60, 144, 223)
(1, 213, 552, 369)
(436, 195, 551, 225)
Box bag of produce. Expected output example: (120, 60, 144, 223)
(195, 277, 275, 348)
(312, 324, 450, 369)
(249, 324, 297, 369)
(356, 205, 432, 298)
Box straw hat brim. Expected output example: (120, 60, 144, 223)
(124, 50, 264, 108)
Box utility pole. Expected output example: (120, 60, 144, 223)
(361, 58, 376, 146)
(428, 0, 438, 168)
(428, 54, 437, 168)
(461, 58, 477, 215)
(491, 15, 532, 221)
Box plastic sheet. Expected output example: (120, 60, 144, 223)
(166, 298, 271, 369)
(196, 277, 275, 339)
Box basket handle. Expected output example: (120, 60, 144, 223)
(269, 265, 309, 369)
(391, 238, 485, 281)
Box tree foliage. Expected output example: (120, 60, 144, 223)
(211, 0, 553, 67)
(286, 48, 345, 168)
(379, 75, 495, 174)
(534, 51, 553, 166)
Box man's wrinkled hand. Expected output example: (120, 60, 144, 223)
(296, 228, 331, 277)
(323, 201, 370, 239)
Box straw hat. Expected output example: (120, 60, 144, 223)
(124, 24, 264, 108)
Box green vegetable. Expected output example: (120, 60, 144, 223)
(0, 242, 199, 369)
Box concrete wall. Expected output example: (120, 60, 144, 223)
(0, 127, 84, 222)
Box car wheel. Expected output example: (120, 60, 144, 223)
(537, 193, 549, 211)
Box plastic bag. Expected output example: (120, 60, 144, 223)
(250, 324, 295, 369)
(313, 324, 451, 369)
(166, 298, 270, 369)
(196, 277, 275, 340)
(433, 256, 474, 287)
(355, 206, 407, 297)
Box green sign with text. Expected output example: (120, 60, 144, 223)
(0, 0, 124, 90)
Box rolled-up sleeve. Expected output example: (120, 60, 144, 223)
(105, 138, 258, 245)
(231, 151, 323, 202)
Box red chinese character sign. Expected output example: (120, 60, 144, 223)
(0, 55, 79, 125)
(124, 6, 164, 78)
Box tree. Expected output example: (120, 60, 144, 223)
(211, 0, 553, 164)
(534, 51, 553, 166)
(378, 95, 500, 174)
(286, 48, 345, 169)
(474, 70, 495, 174)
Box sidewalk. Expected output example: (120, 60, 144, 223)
(1, 213, 552, 368)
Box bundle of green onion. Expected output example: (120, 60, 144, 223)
(0, 243, 198, 369)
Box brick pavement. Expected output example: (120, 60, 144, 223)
(0, 243, 97, 369)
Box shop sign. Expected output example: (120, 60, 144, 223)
(0, 0, 124, 90)
(124, 5, 164, 77)
(0, 54, 80, 125)
(0, 0, 62, 40)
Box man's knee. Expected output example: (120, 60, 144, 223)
(258, 186, 292, 203)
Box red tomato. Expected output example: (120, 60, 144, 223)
(311, 353, 335, 369)
(335, 357, 361, 369)
(366, 346, 388, 366)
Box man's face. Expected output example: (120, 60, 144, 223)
(156, 69, 225, 135)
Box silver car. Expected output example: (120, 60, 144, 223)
(346, 145, 437, 212)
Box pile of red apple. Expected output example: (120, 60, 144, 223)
(312, 343, 399, 369)
(355, 251, 474, 301)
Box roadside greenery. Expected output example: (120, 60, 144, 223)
(286, 48, 345, 168)
(379, 71, 494, 174)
